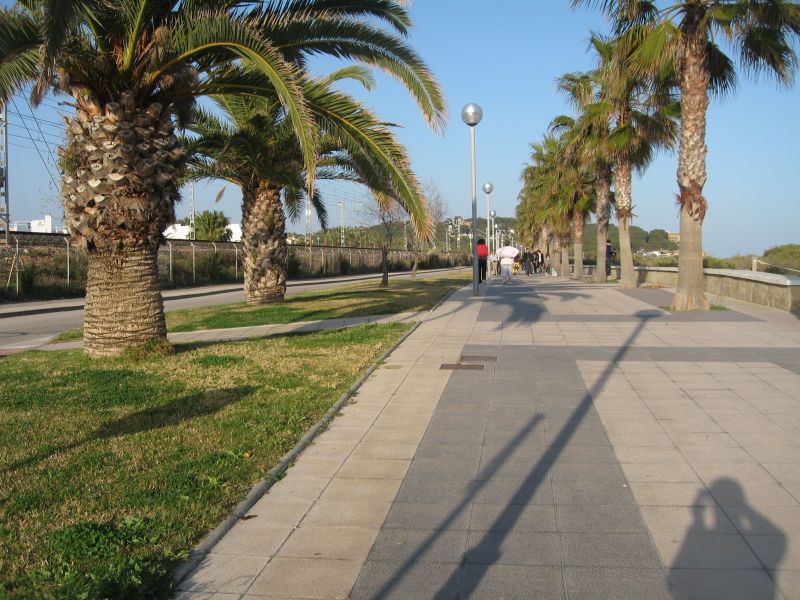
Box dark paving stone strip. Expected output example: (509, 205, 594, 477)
(350, 281, 670, 600)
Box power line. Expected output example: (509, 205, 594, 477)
(7, 131, 61, 149)
(10, 98, 60, 190)
(8, 123, 64, 143)
(22, 95, 62, 174)
(7, 110, 65, 130)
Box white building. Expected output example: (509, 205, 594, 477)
(226, 223, 242, 242)
(164, 223, 193, 240)
(10, 214, 64, 233)
(163, 222, 242, 241)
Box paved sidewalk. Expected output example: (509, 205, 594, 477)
(43, 312, 422, 351)
(176, 276, 800, 600)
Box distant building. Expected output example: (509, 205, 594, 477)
(10, 221, 31, 232)
(10, 214, 64, 233)
(668, 232, 680, 244)
(164, 222, 243, 242)
(164, 224, 193, 240)
(226, 223, 242, 242)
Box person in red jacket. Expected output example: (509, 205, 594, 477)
(476, 238, 489, 283)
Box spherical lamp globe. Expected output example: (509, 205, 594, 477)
(460, 103, 483, 127)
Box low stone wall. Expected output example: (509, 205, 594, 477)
(575, 265, 799, 314)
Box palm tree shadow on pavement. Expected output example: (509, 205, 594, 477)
(668, 479, 786, 600)
(368, 310, 659, 598)
(2, 387, 254, 474)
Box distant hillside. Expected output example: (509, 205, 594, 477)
(289, 216, 517, 249)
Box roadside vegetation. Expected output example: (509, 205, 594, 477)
(50, 273, 469, 343)
(0, 323, 410, 599)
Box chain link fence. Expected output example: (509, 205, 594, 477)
(1, 232, 470, 301)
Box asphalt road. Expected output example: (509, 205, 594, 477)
(0, 268, 462, 352)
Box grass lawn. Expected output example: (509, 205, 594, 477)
(49, 272, 469, 343)
(0, 323, 411, 599)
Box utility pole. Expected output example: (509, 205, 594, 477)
(338, 200, 344, 247)
(0, 102, 9, 244)
(188, 181, 195, 240)
(305, 197, 312, 245)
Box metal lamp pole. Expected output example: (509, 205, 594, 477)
(461, 103, 483, 296)
(483, 181, 493, 257)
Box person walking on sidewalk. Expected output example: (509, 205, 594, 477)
(497, 245, 519, 285)
(605, 239, 616, 278)
(476, 238, 489, 283)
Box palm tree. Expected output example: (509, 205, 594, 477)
(576, 0, 800, 307)
(186, 75, 430, 302)
(559, 34, 679, 288)
(0, 0, 445, 355)
(193, 210, 232, 242)
(555, 73, 615, 283)
(518, 136, 576, 274)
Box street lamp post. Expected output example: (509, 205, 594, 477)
(461, 103, 483, 296)
(489, 209, 496, 275)
(483, 181, 493, 258)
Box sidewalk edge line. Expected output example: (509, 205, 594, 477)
(171, 319, 422, 586)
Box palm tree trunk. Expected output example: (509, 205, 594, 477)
(573, 215, 585, 280)
(539, 226, 550, 257)
(614, 157, 637, 288)
(380, 243, 389, 287)
(59, 95, 182, 356)
(593, 166, 612, 283)
(673, 14, 710, 310)
(84, 247, 166, 356)
(242, 182, 287, 304)
(560, 235, 570, 277)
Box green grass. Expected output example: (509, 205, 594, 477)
(658, 304, 729, 311)
(50, 273, 469, 343)
(0, 323, 411, 599)
(48, 329, 84, 344)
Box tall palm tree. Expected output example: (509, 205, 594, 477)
(559, 34, 679, 288)
(518, 136, 576, 273)
(0, 0, 445, 355)
(186, 73, 430, 303)
(575, 0, 800, 307)
(555, 73, 615, 283)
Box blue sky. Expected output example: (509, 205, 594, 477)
(4, 1, 799, 256)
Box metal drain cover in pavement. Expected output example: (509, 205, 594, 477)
(459, 355, 497, 363)
(440, 363, 484, 370)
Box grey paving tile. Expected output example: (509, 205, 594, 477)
(464, 531, 561, 566)
(394, 477, 475, 504)
(564, 567, 671, 600)
(472, 478, 553, 504)
(405, 458, 479, 480)
(556, 504, 646, 533)
(552, 480, 635, 505)
(469, 503, 557, 533)
(368, 528, 467, 564)
(549, 462, 626, 483)
(459, 564, 565, 600)
(349, 560, 461, 600)
(383, 501, 471, 531)
(560, 533, 662, 568)
(414, 442, 483, 462)
(668, 568, 779, 600)
(651, 531, 762, 569)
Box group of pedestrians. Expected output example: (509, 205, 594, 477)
(520, 248, 551, 276)
(478, 238, 618, 284)
(477, 239, 556, 285)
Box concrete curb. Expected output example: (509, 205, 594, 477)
(171, 318, 422, 587)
